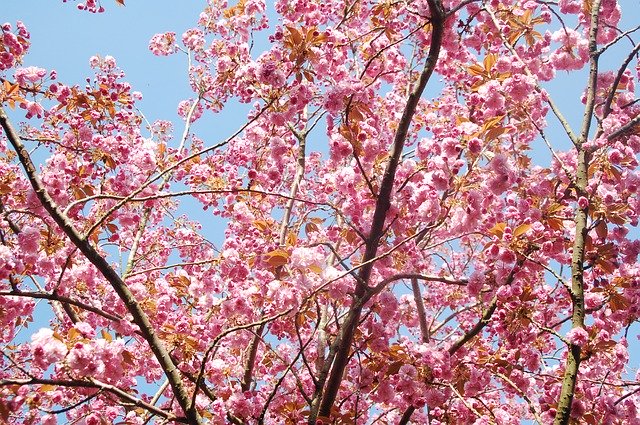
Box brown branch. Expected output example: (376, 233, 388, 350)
(411, 277, 431, 343)
(607, 113, 640, 141)
(64, 187, 328, 214)
(398, 406, 416, 425)
(0, 290, 123, 322)
(600, 40, 640, 120)
(398, 256, 525, 423)
(0, 106, 203, 425)
(311, 1, 446, 421)
(0, 377, 183, 422)
(240, 322, 266, 394)
(446, 294, 498, 356)
(553, 1, 601, 423)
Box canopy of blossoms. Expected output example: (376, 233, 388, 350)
(1, 0, 639, 424)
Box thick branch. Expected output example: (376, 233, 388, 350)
(447, 295, 498, 356)
(553, 0, 600, 422)
(313, 1, 446, 421)
(0, 106, 202, 425)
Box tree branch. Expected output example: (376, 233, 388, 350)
(0, 377, 183, 422)
(553, 1, 601, 423)
(0, 106, 202, 425)
(0, 290, 123, 323)
(312, 1, 446, 421)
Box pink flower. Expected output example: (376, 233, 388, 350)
(378, 291, 398, 322)
(30, 328, 68, 369)
(0, 51, 15, 70)
(478, 80, 505, 113)
(577, 196, 589, 210)
(372, 380, 395, 403)
(67, 342, 103, 377)
(503, 74, 534, 102)
(177, 99, 203, 122)
(0, 245, 17, 278)
(148, 32, 177, 56)
(14, 66, 46, 85)
(182, 28, 205, 51)
(74, 321, 96, 338)
(488, 154, 513, 194)
(17, 226, 40, 256)
(229, 392, 255, 419)
(21, 100, 44, 119)
(103, 55, 116, 69)
(566, 327, 589, 347)
(42, 414, 57, 425)
(558, 0, 581, 14)
(549, 29, 588, 71)
(398, 363, 417, 381)
(290, 246, 324, 270)
(257, 60, 285, 87)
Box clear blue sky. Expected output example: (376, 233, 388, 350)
(4, 0, 636, 159)
(4, 0, 198, 126)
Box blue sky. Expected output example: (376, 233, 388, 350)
(4, 0, 636, 159)
(4, 0, 198, 125)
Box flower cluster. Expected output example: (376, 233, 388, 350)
(0, 21, 30, 71)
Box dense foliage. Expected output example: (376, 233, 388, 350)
(1, 0, 639, 424)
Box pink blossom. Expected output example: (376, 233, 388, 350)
(577, 196, 589, 210)
(30, 328, 67, 369)
(377, 291, 398, 322)
(488, 154, 513, 194)
(148, 32, 177, 56)
(67, 342, 99, 376)
(0, 51, 15, 70)
(570, 398, 586, 418)
(228, 392, 255, 419)
(566, 327, 589, 347)
(103, 55, 116, 69)
(478, 80, 505, 113)
(558, 0, 581, 14)
(14, 66, 46, 85)
(503, 74, 534, 102)
(17, 225, 40, 256)
(42, 414, 57, 425)
(182, 28, 205, 51)
(257, 60, 285, 87)
(74, 321, 96, 338)
(372, 380, 395, 403)
(177, 98, 203, 122)
(398, 363, 417, 381)
(0, 245, 16, 278)
(21, 100, 44, 118)
(290, 246, 324, 270)
(549, 29, 588, 71)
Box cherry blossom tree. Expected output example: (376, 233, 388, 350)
(1, 0, 640, 423)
